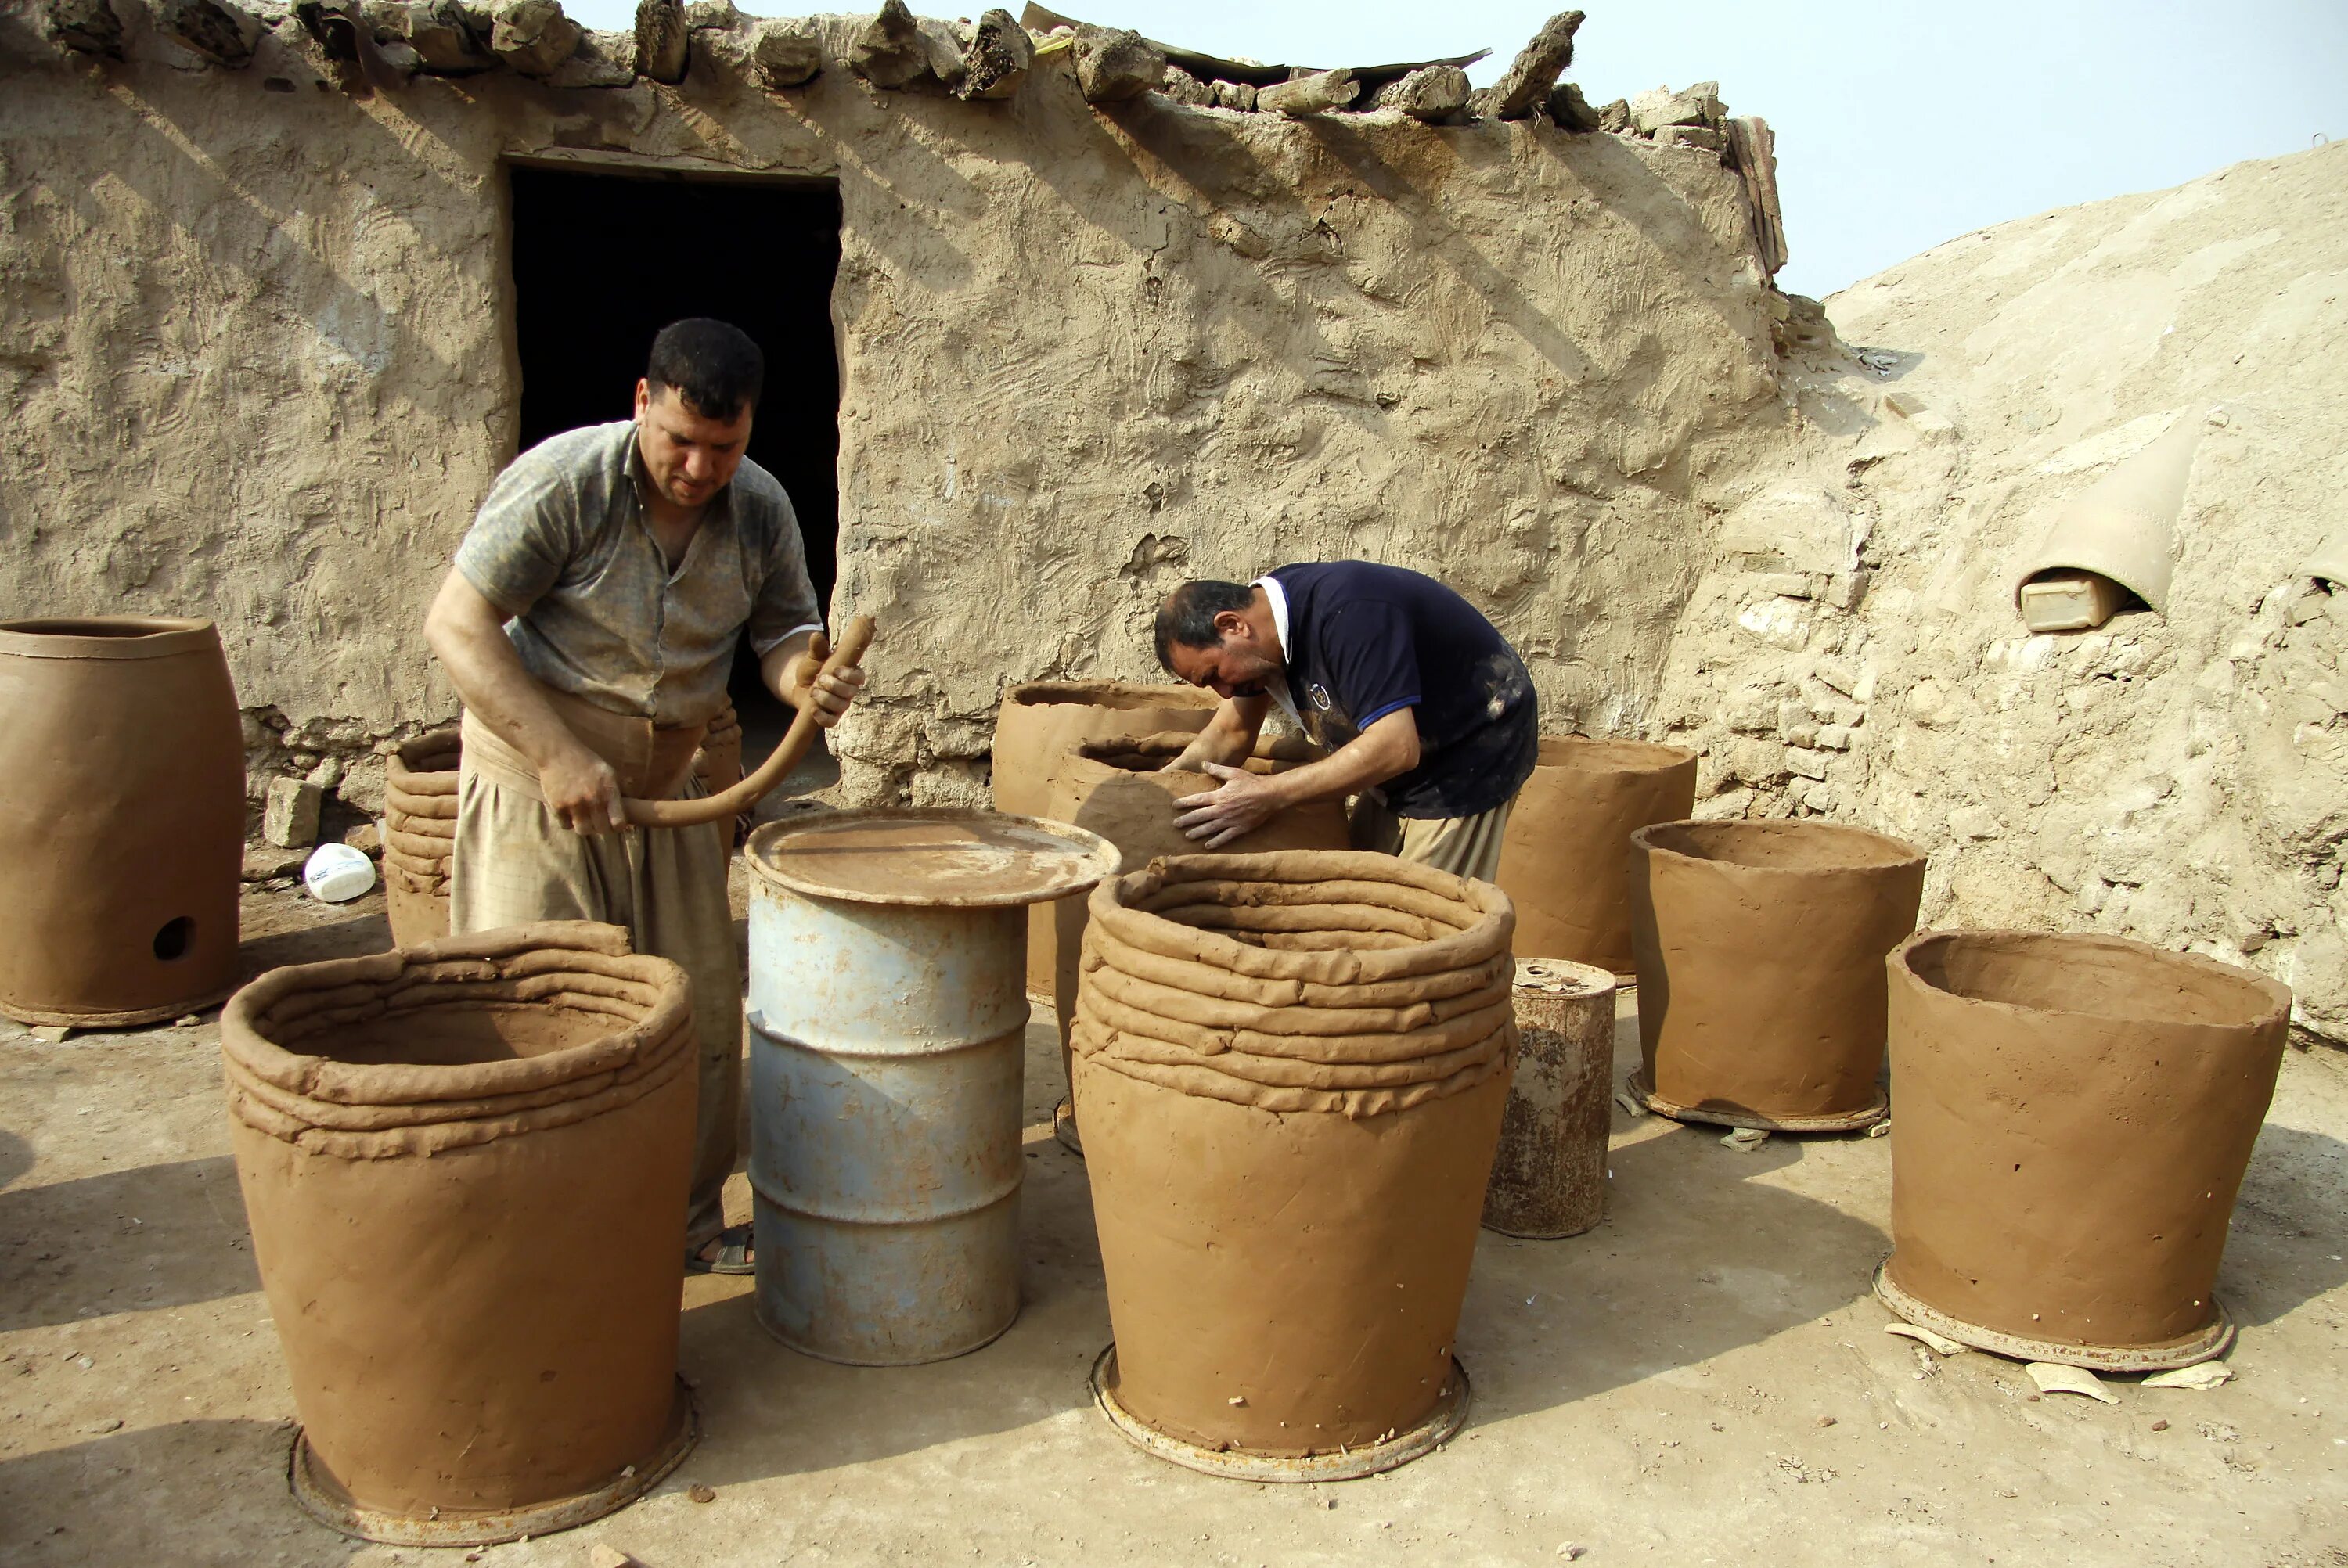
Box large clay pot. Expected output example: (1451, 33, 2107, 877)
(380, 729, 459, 948)
(1627, 819, 1925, 1131)
(993, 681, 1220, 994)
(1495, 737, 1697, 976)
(222, 922, 699, 1545)
(1072, 851, 1515, 1478)
(0, 617, 243, 1027)
(1877, 929, 2290, 1370)
(1046, 735, 1352, 1137)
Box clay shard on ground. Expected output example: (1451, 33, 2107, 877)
(2027, 1362, 2119, 1404)
(1471, 9, 1583, 121)
(1071, 23, 1162, 102)
(632, 0, 686, 82)
(488, 0, 579, 75)
(157, 0, 262, 66)
(749, 18, 819, 86)
(954, 8, 1031, 100)
(43, 0, 123, 56)
(1256, 67, 1356, 118)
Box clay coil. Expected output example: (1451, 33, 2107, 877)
(1134, 876, 1480, 931)
(1074, 1017, 1507, 1119)
(1245, 930, 1418, 952)
(381, 854, 450, 883)
(1089, 1023, 1505, 1091)
(1084, 962, 1511, 1042)
(384, 786, 459, 821)
(1082, 923, 1510, 1010)
(384, 825, 457, 860)
(1077, 984, 1512, 1070)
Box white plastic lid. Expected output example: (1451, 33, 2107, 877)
(304, 842, 378, 904)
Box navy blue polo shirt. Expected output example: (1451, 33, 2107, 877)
(1264, 563, 1539, 818)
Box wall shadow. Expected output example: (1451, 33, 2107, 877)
(2219, 1120, 2348, 1329)
(0, 1155, 257, 1333)
(0, 1419, 360, 1567)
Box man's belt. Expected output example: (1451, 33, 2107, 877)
(460, 685, 708, 807)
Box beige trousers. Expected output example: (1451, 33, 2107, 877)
(451, 757, 741, 1253)
(1349, 793, 1517, 882)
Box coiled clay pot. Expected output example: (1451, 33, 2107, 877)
(992, 681, 1220, 994)
(0, 617, 243, 1027)
(1072, 851, 1515, 1479)
(1046, 735, 1352, 1140)
(1495, 737, 1697, 977)
(1877, 930, 2291, 1370)
(380, 730, 458, 948)
(1628, 819, 1926, 1131)
(222, 922, 699, 1545)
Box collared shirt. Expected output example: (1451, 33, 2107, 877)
(1251, 574, 1302, 726)
(453, 420, 822, 728)
(1261, 561, 1540, 818)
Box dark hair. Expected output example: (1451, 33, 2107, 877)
(1153, 579, 1255, 671)
(646, 318, 764, 422)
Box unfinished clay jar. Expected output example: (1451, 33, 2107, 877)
(1073, 851, 1515, 1477)
(0, 617, 243, 1027)
(222, 922, 698, 1545)
(1484, 958, 1619, 1239)
(380, 729, 459, 948)
(1878, 930, 2290, 1369)
(1495, 737, 1697, 976)
(993, 681, 1220, 994)
(1628, 819, 1925, 1131)
(1046, 735, 1352, 1131)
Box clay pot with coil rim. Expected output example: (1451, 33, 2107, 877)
(1046, 734, 1352, 1138)
(1494, 736, 1698, 979)
(0, 617, 243, 1027)
(381, 729, 459, 948)
(222, 922, 699, 1545)
(992, 681, 1221, 994)
(1627, 818, 1926, 1131)
(1876, 929, 2290, 1370)
(1072, 851, 1516, 1476)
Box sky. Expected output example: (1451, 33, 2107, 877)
(570, 1, 2348, 298)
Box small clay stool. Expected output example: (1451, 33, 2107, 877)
(1483, 958, 1618, 1239)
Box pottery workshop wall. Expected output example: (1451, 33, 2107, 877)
(1646, 141, 2348, 1044)
(0, 2, 1792, 818)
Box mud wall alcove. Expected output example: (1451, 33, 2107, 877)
(507, 161, 844, 749)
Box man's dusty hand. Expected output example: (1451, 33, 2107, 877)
(538, 744, 627, 836)
(1172, 764, 1281, 848)
(789, 655, 866, 729)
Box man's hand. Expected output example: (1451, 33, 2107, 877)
(1172, 763, 1285, 849)
(538, 741, 627, 836)
(787, 653, 866, 728)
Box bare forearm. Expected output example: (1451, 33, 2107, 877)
(423, 574, 585, 770)
(1255, 710, 1419, 809)
(759, 630, 817, 707)
(1168, 696, 1267, 771)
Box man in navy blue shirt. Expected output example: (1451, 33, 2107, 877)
(1152, 563, 1540, 880)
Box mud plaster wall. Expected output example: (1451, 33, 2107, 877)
(0, 3, 1787, 819)
(1647, 142, 2348, 1044)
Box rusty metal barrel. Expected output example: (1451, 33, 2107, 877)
(1483, 958, 1619, 1239)
(744, 809, 1115, 1365)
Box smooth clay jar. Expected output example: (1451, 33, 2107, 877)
(1071, 851, 1516, 1478)
(221, 922, 700, 1545)
(1627, 818, 1926, 1131)
(0, 617, 243, 1027)
(1494, 737, 1698, 977)
(992, 681, 1221, 994)
(1878, 929, 2290, 1369)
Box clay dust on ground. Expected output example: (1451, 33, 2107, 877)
(3, 883, 2345, 1566)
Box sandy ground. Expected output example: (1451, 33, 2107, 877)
(3, 881, 2346, 1568)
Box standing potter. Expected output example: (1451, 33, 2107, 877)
(1153, 564, 1538, 879)
(423, 318, 864, 1275)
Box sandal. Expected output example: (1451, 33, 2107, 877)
(686, 1224, 754, 1275)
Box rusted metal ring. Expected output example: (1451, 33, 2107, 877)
(286, 1378, 700, 1546)
(1089, 1343, 1470, 1482)
(1626, 1068, 1887, 1134)
(1872, 1259, 2236, 1373)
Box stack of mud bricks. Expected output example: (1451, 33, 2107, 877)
(381, 731, 459, 948)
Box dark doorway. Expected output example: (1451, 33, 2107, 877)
(506, 164, 842, 751)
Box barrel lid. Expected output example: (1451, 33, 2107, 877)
(1513, 958, 1616, 996)
(746, 808, 1119, 908)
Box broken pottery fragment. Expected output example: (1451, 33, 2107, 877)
(224, 923, 697, 1543)
(1879, 929, 2289, 1372)
(1071, 23, 1161, 103)
(1494, 736, 1698, 978)
(1628, 819, 1925, 1131)
(2014, 411, 2209, 628)
(749, 18, 820, 87)
(0, 618, 244, 1029)
(990, 680, 1219, 993)
(1883, 1322, 1968, 1356)
(2026, 1362, 2118, 1404)
(1075, 852, 1514, 1473)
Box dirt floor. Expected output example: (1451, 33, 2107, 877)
(4, 878, 2346, 1568)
